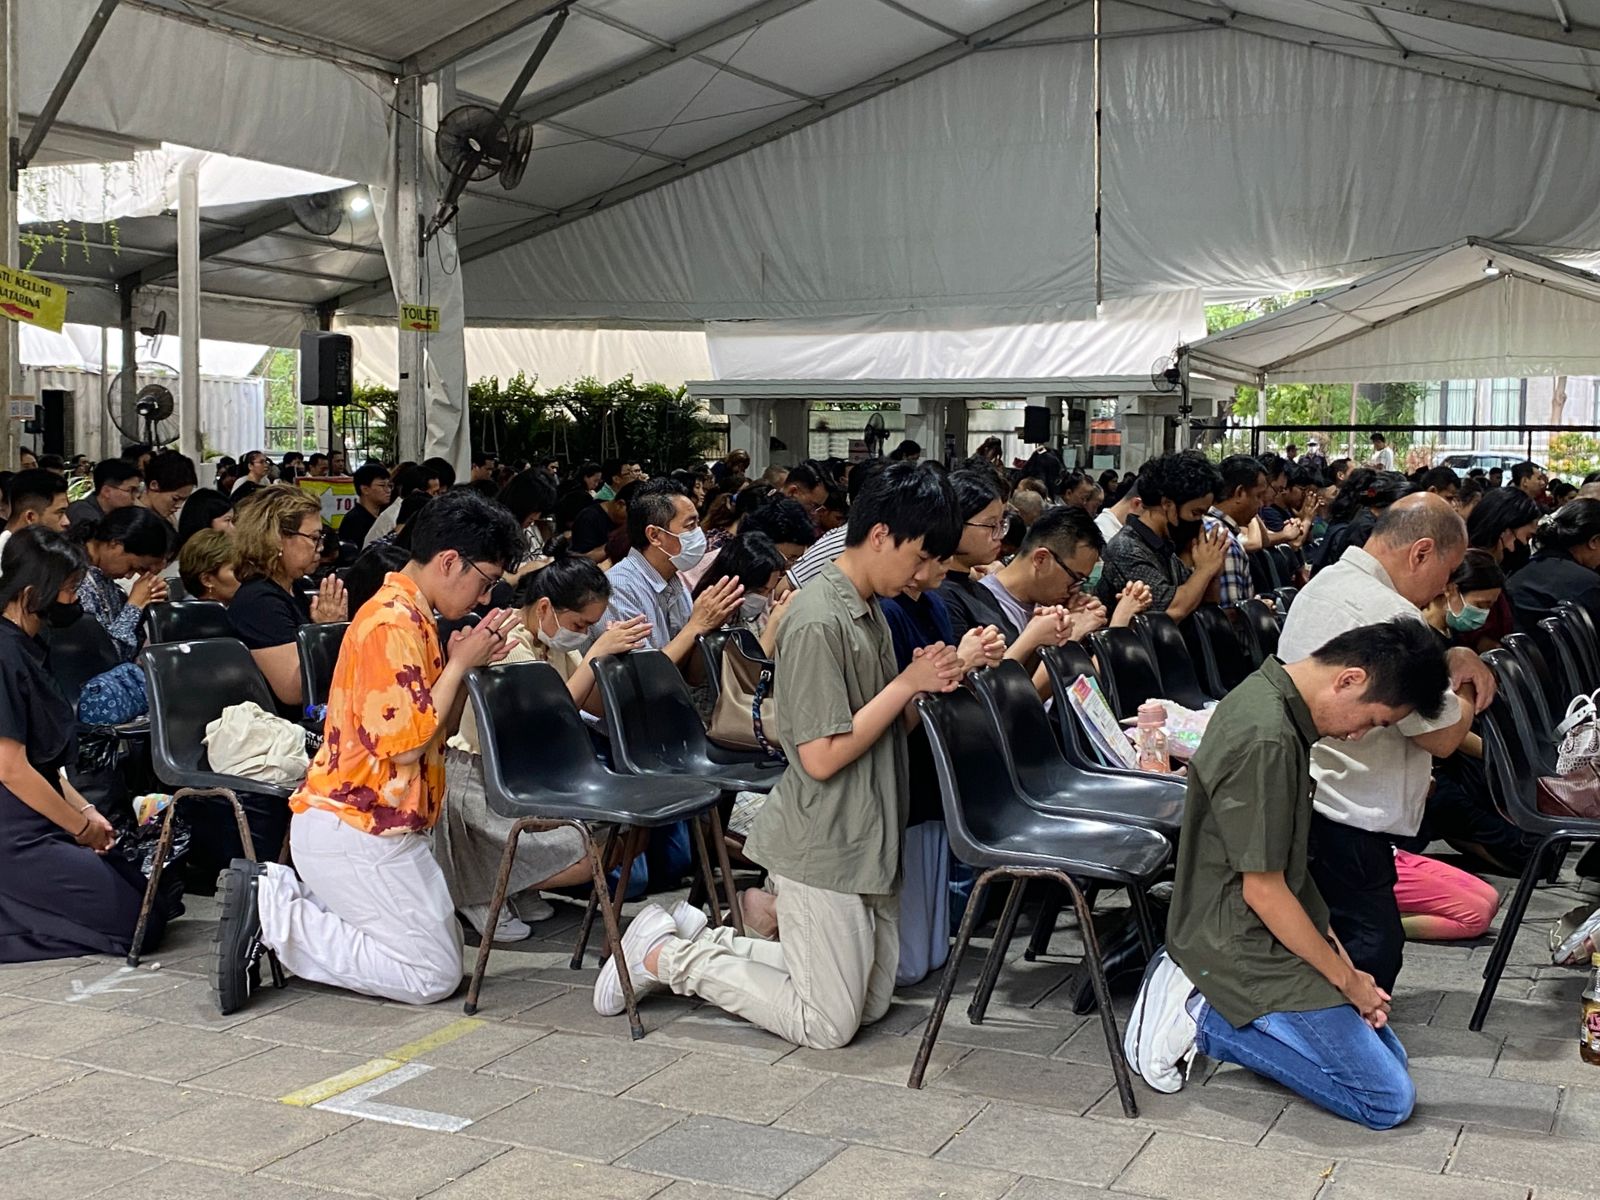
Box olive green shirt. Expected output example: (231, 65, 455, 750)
(743, 560, 909, 896)
(1165, 657, 1346, 1027)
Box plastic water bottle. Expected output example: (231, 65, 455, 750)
(1581, 953, 1600, 1066)
(1135, 702, 1171, 774)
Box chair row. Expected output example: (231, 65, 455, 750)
(1091, 602, 1287, 722)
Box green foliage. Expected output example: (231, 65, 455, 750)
(1547, 433, 1600, 482)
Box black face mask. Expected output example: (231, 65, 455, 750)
(45, 600, 82, 629)
(1502, 540, 1531, 573)
(1171, 517, 1204, 551)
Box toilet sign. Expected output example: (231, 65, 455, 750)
(0, 266, 66, 332)
(399, 304, 440, 333)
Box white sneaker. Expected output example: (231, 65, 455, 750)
(1123, 948, 1198, 1094)
(670, 899, 709, 942)
(593, 904, 679, 1017)
(510, 892, 555, 924)
(459, 903, 533, 944)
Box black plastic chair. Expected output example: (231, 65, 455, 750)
(1089, 627, 1164, 721)
(1038, 643, 1132, 773)
(143, 601, 234, 645)
(909, 689, 1172, 1116)
(1247, 550, 1280, 595)
(133, 640, 297, 970)
(1556, 601, 1600, 692)
(593, 650, 788, 936)
(1469, 649, 1600, 1031)
(1131, 614, 1213, 711)
(296, 622, 349, 716)
(1541, 616, 1593, 702)
(463, 661, 724, 1035)
(1274, 585, 1298, 614)
(1500, 632, 1559, 761)
(971, 662, 1184, 839)
(1237, 598, 1281, 666)
(697, 627, 766, 707)
(1272, 544, 1304, 587)
(1182, 605, 1254, 699)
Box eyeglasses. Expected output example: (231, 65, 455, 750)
(1047, 549, 1087, 589)
(466, 559, 502, 597)
(965, 519, 1005, 539)
(282, 530, 321, 546)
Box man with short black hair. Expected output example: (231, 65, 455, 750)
(470, 451, 496, 484)
(0, 469, 69, 560)
(306, 453, 329, 476)
(1510, 460, 1547, 503)
(1097, 451, 1227, 620)
(781, 462, 829, 514)
(1418, 465, 1460, 505)
(1205, 454, 1269, 607)
(68, 459, 142, 527)
(1159, 618, 1452, 1129)
(1369, 433, 1394, 472)
(213, 490, 525, 1012)
(595, 457, 641, 502)
(595, 463, 964, 1047)
(337, 463, 393, 549)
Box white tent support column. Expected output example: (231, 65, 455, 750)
(390, 75, 425, 467)
(900, 397, 947, 461)
(772, 400, 810, 466)
(177, 155, 201, 459)
(0, 0, 16, 470)
(719, 398, 774, 475)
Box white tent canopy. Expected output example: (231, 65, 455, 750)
(1178, 239, 1600, 387)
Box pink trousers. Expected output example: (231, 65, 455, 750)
(1393, 848, 1500, 940)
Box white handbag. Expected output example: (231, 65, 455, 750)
(1555, 689, 1600, 775)
(204, 701, 310, 786)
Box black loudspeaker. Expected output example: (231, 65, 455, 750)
(299, 331, 353, 407)
(1022, 404, 1051, 444)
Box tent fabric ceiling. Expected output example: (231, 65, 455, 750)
(22, 0, 1600, 333)
(1179, 239, 1600, 384)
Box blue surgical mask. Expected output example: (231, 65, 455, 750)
(1446, 594, 1490, 633)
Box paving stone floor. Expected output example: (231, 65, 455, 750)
(3, 862, 1598, 1199)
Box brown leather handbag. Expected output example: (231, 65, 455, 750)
(706, 639, 785, 760)
(1537, 764, 1600, 820)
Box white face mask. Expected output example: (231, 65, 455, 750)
(538, 611, 589, 653)
(664, 525, 707, 572)
(740, 594, 770, 622)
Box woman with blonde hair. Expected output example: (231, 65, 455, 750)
(177, 529, 241, 605)
(227, 486, 346, 709)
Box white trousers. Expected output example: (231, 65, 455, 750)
(656, 873, 898, 1050)
(257, 807, 463, 1005)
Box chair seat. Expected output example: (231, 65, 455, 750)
(490, 774, 721, 827)
(960, 814, 1171, 883)
(633, 760, 788, 794)
(157, 768, 295, 801)
(1020, 774, 1185, 838)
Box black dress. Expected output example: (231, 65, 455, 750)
(0, 620, 160, 962)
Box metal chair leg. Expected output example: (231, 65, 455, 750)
(1024, 884, 1062, 961)
(707, 805, 745, 937)
(463, 817, 532, 1015)
(689, 814, 722, 929)
(571, 825, 619, 969)
(1129, 885, 1158, 959)
(1471, 835, 1557, 1031)
(968, 878, 1025, 1025)
(128, 786, 258, 968)
(598, 828, 646, 967)
(1061, 869, 1138, 1117)
(909, 872, 994, 1089)
(593, 836, 646, 1041)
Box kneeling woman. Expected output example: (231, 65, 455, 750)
(0, 528, 163, 961)
(436, 547, 651, 943)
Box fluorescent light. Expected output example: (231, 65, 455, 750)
(349, 194, 371, 215)
(1483, 260, 1500, 276)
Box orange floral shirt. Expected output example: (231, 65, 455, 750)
(290, 572, 445, 835)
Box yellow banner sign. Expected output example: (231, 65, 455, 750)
(0, 266, 66, 332)
(399, 304, 440, 333)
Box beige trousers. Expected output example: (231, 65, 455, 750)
(656, 873, 899, 1050)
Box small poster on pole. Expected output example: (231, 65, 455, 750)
(399, 304, 440, 333)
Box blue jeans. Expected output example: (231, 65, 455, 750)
(1196, 1002, 1414, 1130)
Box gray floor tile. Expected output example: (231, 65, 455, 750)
(1492, 1033, 1600, 1089)
(0, 1070, 208, 1144)
(116, 975, 303, 1032)
(623, 1053, 829, 1124)
(1433, 992, 1577, 1041)
(1085, 1079, 1287, 1144)
(476, 1030, 685, 1095)
(648, 1007, 801, 1063)
(1003, 1179, 1136, 1200)
(1259, 1103, 1461, 1171)
(184, 1043, 372, 1100)
(1110, 1132, 1332, 1200)
(617, 1114, 843, 1197)
(788, 1144, 1017, 1199)
(0, 1005, 153, 1057)
(773, 1076, 987, 1155)
(93, 1159, 333, 1200)
(1552, 1084, 1600, 1139)
(1410, 1066, 1560, 1133)
(0, 1135, 161, 1200)
(9, 962, 185, 1011)
(786, 1025, 969, 1086)
(126, 1094, 355, 1169)
(932, 1048, 1115, 1115)
(503, 987, 689, 1037)
(465, 1082, 686, 1162)
(933, 1006, 1082, 1057)
(1450, 1125, 1600, 1191)
(1384, 1024, 1505, 1076)
(261, 1119, 503, 1197)
(63, 1023, 269, 1084)
(937, 1101, 1148, 1187)
(430, 1147, 665, 1199)
(405, 1018, 550, 1071)
(1319, 1160, 1526, 1200)
(0, 1053, 85, 1104)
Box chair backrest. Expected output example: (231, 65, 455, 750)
(1557, 601, 1600, 692)
(1182, 605, 1253, 698)
(466, 659, 613, 817)
(1134, 613, 1211, 711)
(1538, 617, 1588, 708)
(296, 621, 349, 713)
(1248, 550, 1280, 594)
(1274, 586, 1298, 613)
(591, 650, 712, 774)
(1480, 649, 1548, 825)
(140, 639, 279, 782)
(144, 600, 233, 645)
(43, 614, 124, 706)
(1089, 627, 1164, 720)
(697, 627, 766, 706)
(1038, 642, 1108, 767)
(916, 688, 1035, 865)
(1486, 642, 1558, 774)
(1501, 631, 1557, 738)
(1237, 598, 1281, 666)
(973, 659, 1106, 801)
(1272, 544, 1303, 587)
